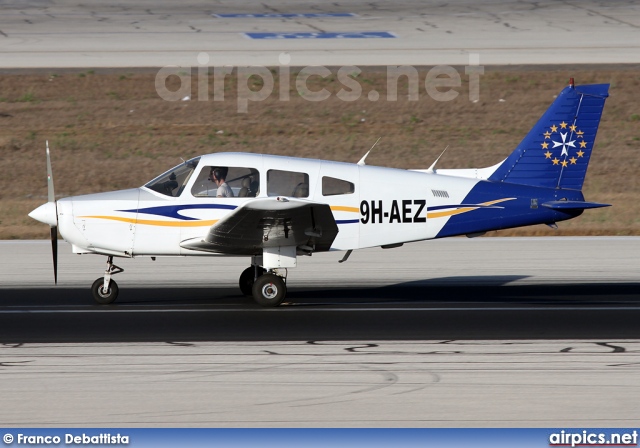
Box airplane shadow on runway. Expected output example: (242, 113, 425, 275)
(2, 276, 640, 307)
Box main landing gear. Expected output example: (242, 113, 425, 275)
(239, 263, 287, 307)
(89, 256, 289, 307)
(91, 256, 123, 305)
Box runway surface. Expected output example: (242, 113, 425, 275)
(1, 340, 639, 427)
(2, 237, 640, 342)
(1, 238, 639, 426)
(1, 0, 640, 68)
(0, 238, 640, 427)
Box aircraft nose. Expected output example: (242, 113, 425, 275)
(28, 202, 58, 226)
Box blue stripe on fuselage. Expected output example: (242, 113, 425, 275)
(119, 204, 237, 221)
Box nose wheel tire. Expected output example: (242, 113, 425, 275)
(91, 278, 119, 305)
(239, 266, 265, 297)
(252, 274, 286, 307)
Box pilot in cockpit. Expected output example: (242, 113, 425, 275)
(210, 167, 234, 198)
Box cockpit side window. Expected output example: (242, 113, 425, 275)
(191, 166, 260, 198)
(144, 157, 200, 197)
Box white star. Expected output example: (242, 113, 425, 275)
(552, 132, 576, 156)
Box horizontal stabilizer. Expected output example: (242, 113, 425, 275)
(541, 201, 610, 210)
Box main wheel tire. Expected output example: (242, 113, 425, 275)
(239, 266, 265, 296)
(91, 278, 119, 305)
(252, 274, 286, 307)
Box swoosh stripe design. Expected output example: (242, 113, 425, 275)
(119, 204, 236, 221)
(427, 198, 516, 219)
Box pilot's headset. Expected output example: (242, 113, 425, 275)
(211, 168, 225, 182)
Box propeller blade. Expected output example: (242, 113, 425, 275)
(47, 141, 59, 284)
(46, 140, 55, 204)
(51, 226, 58, 285)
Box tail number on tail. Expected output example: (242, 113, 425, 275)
(360, 200, 426, 224)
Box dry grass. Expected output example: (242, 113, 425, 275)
(1, 67, 640, 239)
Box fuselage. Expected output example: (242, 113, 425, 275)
(54, 152, 585, 258)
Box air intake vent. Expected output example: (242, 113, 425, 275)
(431, 189, 449, 198)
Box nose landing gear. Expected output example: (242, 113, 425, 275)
(91, 256, 124, 305)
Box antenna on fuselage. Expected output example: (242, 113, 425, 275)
(426, 145, 449, 173)
(357, 137, 381, 166)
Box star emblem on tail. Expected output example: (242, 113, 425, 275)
(541, 122, 589, 166)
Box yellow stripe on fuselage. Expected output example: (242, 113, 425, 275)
(330, 205, 360, 213)
(79, 216, 219, 227)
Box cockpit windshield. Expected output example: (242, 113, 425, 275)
(144, 157, 200, 197)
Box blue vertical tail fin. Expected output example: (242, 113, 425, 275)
(488, 80, 609, 190)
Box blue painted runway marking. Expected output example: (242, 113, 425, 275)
(213, 13, 357, 19)
(245, 32, 396, 39)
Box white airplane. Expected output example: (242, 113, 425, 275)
(29, 80, 610, 307)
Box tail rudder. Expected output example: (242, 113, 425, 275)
(488, 80, 609, 190)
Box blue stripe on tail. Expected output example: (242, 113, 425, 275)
(488, 83, 609, 191)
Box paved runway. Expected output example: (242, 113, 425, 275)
(2, 238, 639, 342)
(1, 0, 639, 67)
(2, 235, 640, 428)
(1, 340, 639, 427)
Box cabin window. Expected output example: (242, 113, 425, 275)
(145, 157, 200, 197)
(267, 169, 309, 198)
(191, 166, 260, 198)
(322, 176, 355, 196)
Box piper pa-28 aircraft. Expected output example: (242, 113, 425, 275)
(29, 80, 609, 307)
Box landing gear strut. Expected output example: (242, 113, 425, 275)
(91, 256, 124, 305)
